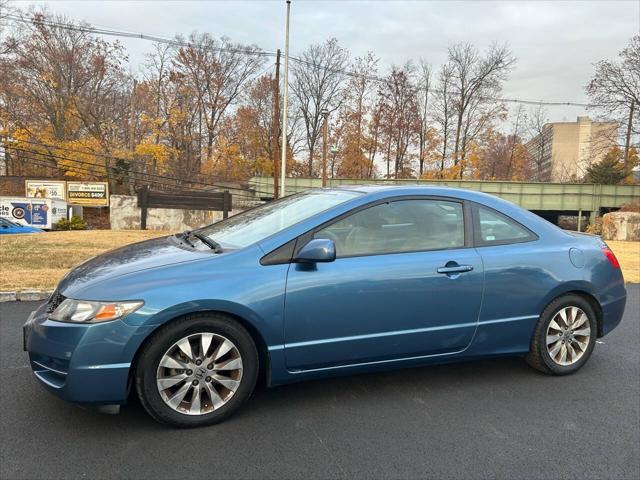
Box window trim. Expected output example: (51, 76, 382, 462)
(470, 201, 539, 247)
(305, 195, 472, 260)
(260, 196, 541, 264)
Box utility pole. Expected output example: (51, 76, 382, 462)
(272, 49, 281, 199)
(280, 0, 291, 196)
(321, 108, 329, 187)
(623, 98, 635, 180)
(127, 79, 138, 194)
(0, 136, 6, 177)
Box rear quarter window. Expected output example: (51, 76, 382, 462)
(473, 204, 537, 246)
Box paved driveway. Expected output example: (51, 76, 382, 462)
(1, 286, 638, 479)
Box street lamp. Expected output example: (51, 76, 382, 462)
(280, 0, 291, 196)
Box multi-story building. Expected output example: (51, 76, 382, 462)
(526, 116, 618, 182)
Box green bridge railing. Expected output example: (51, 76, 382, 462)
(249, 177, 639, 221)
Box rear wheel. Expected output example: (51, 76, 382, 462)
(135, 313, 258, 427)
(526, 294, 597, 375)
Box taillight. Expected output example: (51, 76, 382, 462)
(601, 245, 620, 269)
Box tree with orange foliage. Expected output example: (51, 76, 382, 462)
(473, 127, 532, 180)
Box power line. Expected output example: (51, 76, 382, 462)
(11, 144, 259, 198)
(288, 56, 596, 108)
(3, 13, 277, 58)
(7, 139, 271, 197)
(17, 154, 265, 202)
(10, 147, 262, 200)
(4, 12, 597, 109)
(13, 152, 227, 195)
(14, 155, 195, 193)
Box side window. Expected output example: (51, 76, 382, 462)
(314, 199, 465, 257)
(475, 205, 534, 245)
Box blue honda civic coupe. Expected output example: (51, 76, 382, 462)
(23, 186, 627, 427)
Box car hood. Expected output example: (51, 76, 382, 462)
(57, 235, 210, 297)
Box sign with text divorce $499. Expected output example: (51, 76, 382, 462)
(67, 182, 109, 207)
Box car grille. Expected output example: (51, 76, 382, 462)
(46, 291, 65, 313)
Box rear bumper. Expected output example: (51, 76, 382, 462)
(600, 293, 626, 337)
(23, 303, 153, 405)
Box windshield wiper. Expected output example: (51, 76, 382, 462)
(177, 230, 196, 248)
(190, 231, 223, 253)
(177, 230, 223, 252)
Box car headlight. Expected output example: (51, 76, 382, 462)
(48, 299, 144, 323)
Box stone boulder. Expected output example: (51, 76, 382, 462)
(602, 211, 640, 241)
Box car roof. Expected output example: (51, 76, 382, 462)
(320, 184, 562, 236)
(328, 184, 502, 202)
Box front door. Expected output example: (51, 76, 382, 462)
(283, 198, 484, 371)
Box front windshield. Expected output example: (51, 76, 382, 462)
(197, 189, 362, 249)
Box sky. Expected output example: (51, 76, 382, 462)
(29, 0, 640, 123)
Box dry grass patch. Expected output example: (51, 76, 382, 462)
(0, 230, 172, 291)
(608, 241, 640, 283)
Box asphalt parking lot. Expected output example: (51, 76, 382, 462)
(1, 286, 638, 480)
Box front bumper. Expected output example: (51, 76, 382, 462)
(23, 302, 154, 405)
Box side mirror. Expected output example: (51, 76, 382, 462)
(294, 238, 336, 264)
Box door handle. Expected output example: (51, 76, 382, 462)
(437, 265, 474, 274)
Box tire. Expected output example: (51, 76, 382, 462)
(526, 294, 597, 375)
(135, 313, 259, 428)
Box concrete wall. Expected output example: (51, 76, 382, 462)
(109, 195, 240, 230)
(602, 212, 640, 241)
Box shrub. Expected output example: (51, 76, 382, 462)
(54, 215, 88, 231)
(619, 201, 640, 213)
(585, 148, 626, 184)
(585, 217, 602, 235)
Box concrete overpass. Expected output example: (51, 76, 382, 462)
(249, 176, 640, 228)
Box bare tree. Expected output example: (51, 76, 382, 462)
(142, 43, 174, 147)
(448, 42, 515, 174)
(432, 63, 455, 175)
(586, 35, 640, 174)
(416, 59, 432, 176)
(173, 32, 265, 172)
(1, 10, 128, 142)
(505, 104, 526, 179)
(526, 104, 550, 181)
(347, 52, 378, 158)
(365, 97, 383, 178)
(458, 93, 507, 177)
(377, 63, 420, 178)
(290, 38, 348, 176)
(0, 0, 14, 53)
(334, 52, 378, 178)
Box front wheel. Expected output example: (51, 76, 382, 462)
(135, 313, 258, 428)
(526, 294, 597, 375)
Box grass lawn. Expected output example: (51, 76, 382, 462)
(0, 230, 171, 291)
(607, 241, 640, 284)
(0, 231, 638, 291)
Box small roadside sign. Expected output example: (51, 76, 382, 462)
(67, 182, 109, 207)
(25, 180, 67, 200)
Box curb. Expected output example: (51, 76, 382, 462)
(0, 291, 53, 303)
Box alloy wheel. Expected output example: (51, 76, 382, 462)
(545, 306, 591, 366)
(156, 332, 243, 415)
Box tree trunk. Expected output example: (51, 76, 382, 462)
(623, 99, 635, 178)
